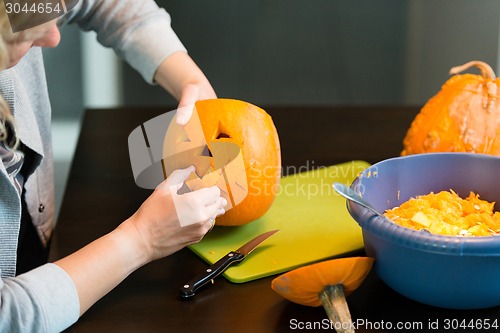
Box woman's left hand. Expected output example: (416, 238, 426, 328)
(153, 51, 217, 125)
(176, 83, 213, 125)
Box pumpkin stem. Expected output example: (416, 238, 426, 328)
(318, 284, 355, 333)
(449, 61, 498, 112)
(449, 60, 496, 80)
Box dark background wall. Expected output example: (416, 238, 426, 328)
(43, 0, 500, 117)
(122, 0, 408, 107)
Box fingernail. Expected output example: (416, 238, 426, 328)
(217, 208, 225, 216)
(222, 198, 228, 207)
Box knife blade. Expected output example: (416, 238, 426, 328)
(180, 229, 279, 299)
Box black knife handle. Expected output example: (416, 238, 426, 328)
(180, 251, 245, 299)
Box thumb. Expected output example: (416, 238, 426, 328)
(176, 96, 196, 125)
(178, 84, 200, 108)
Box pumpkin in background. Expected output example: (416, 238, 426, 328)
(163, 99, 281, 226)
(402, 61, 500, 156)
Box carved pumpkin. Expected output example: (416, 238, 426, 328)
(163, 99, 281, 226)
(402, 61, 500, 156)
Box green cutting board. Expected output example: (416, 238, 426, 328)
(189, 160, 370, 283)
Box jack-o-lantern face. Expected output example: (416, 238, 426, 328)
(163, 99, 281, 226)
(163, 108, 247, 211)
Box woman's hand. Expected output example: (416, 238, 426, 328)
(55, 166, 226, 315)
(153, 51, 217, 125)
(175, 84, 202, 125)
(123, 166, 226, 262)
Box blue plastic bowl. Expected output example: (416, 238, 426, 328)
(348, 153, 500, 309)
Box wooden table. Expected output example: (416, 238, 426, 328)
(52, 106, 500, 333)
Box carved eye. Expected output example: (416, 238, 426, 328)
(200, 145, 213, 158)
(215, 121, 231, 140)
(216, 132, 231, 139)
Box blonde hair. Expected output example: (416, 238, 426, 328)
(0, 1, 48, 149)
(0, 3, 19, 149)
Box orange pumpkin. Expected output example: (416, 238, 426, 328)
(402, 60, 500, 156)
(271, 257, 374, 333)
(163, 99, 281, 226)
(271, 257, 374, 307)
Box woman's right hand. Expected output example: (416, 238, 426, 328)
(122, 166, 227, 263)
(55, 166, 226, 316)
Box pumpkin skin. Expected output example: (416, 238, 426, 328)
(402, 61, 500, 156)
(271, 257, 374, 307)
(164, 99, 281, 226)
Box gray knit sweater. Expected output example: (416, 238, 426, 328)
(0, 1, 186, 332)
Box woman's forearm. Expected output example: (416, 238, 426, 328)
(54, 219, 147, 316)
(53, 174, 225, 316)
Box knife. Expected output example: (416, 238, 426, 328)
(180, 229, 279, 299)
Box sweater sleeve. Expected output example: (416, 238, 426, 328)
(60, 0, 187, 84)
(0, 264, 79, 333)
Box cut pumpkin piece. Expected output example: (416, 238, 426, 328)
(272, 257, 374, 333)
